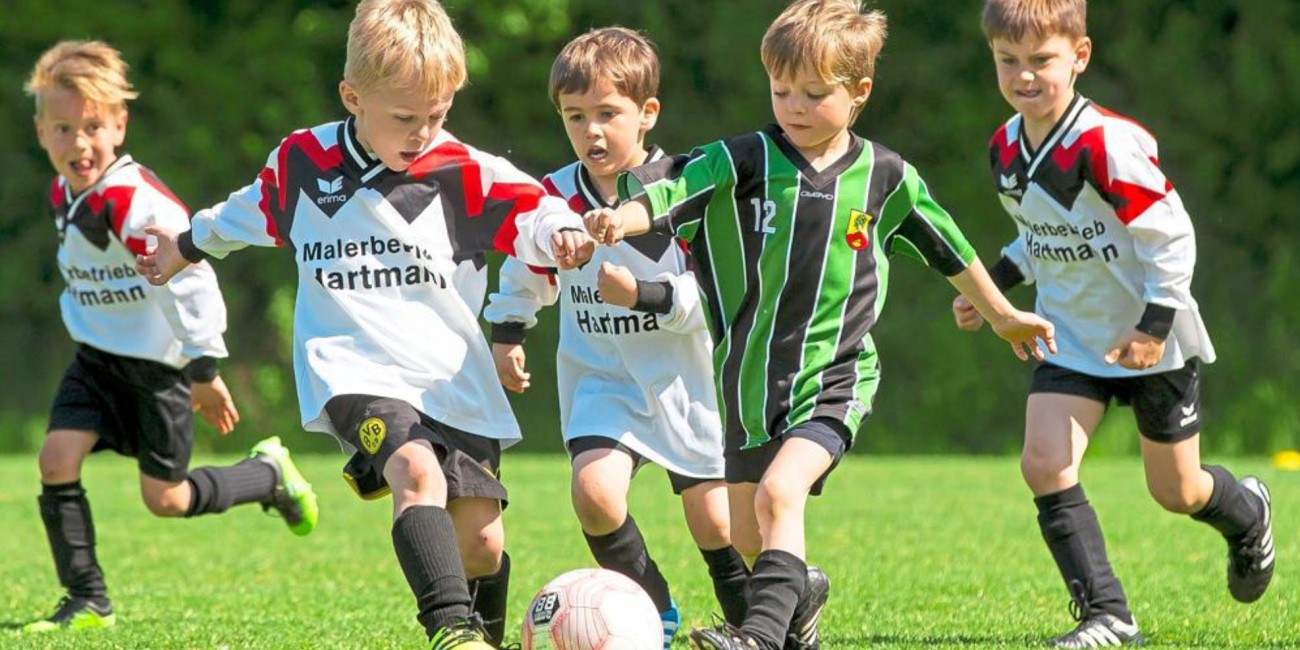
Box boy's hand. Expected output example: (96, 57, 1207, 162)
(135, 225, 191, 285)
(990, 310, 1057, 362)
(952, 295, 984, 331)
(1104, 329, 1166, 369)
(597, 262, 638, 308)
(584, 208, 625, 245)
(492, 343, 531, 393)
(192, 376, 240, 435)
(552, 229, 595, 270)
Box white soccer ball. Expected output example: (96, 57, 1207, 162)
(521, 568, 662, 650)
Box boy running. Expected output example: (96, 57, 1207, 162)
(586, 2, 1056, 648)
(954, 1, 1274, 646)
(138, 1, 593, 648)
(483, 27, 752, 648)
(22, 40, 317, 634)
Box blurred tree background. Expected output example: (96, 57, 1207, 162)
(0, 0, 1295, 456)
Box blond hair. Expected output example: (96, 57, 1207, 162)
(761, 0, 888, 87)
(982, 0, 1087, 42)
(344, 0, 466, 98)
(24, 40, 138, 115)
(549, 27, 659, 108)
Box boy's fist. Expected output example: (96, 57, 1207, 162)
(552, 229, 594, 270)
(597, 262, 638, 308)
(584, 208, 625, 245)
(492, 343, 530, 393)
(952, 295, 984, 331)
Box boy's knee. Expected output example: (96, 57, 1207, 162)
(460, 531, 504, 578)
(1020, 447, 1075, 487)
(141, 485, 189, 517)
(1147, 480, 1204, 514)
(38, 439, 87, 483)
(384, 447, 445, 497)
(755, 475, 804, 521)
(571, 485, 625, 531)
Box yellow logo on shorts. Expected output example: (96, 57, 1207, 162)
(846, 209, 872, 250)
(359, 417, 386, 455)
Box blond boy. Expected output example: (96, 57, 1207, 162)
(585, 1, 1056, 648)
(22, 40, 317, 634)
(138, 1, 592, 648)
(954, 1, 1274, 646)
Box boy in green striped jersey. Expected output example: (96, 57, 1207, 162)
(586, 1, 1056, 648)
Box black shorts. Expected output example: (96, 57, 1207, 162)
(566, 436, 717, 496)
(48, 344, 194, 482)
(326, 394, 507, 505)
(724, 418, 850, 496)
(1030, 360, 1204, 443)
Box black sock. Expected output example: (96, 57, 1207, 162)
(1191, 465, 1261, 539)
(741, 550, 806, 650)
(38, 482, 108, 602)
(185, 458, 277, 516)
(700, 545, 750, 626)
(584, 515, 673, 612)
(1035, 484, 1133, 624)
(468, 551, 510, 644)
(393, 505, 472, 638)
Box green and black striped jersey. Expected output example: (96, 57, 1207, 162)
(621, 124, 976, 450)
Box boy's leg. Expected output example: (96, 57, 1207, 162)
(1023, 391, 1139, 644)
(681, 479, 750, 627)
(178, 437, 319, 535)
(450, 497, 508, 645)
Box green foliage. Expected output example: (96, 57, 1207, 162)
(0, 0, 1294, 455)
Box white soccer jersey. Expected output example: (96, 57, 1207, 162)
(989, 95, 1215, 377)
(483, 154, 724, 479)
(184, 119, 583, 444)
(52, 155, 228, 368)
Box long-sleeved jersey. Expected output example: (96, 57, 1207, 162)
(990, 95, 1215, 377)
(52, 154, 228, 368)
(184, 119, 582, 443)
(483, 153, 724, 478)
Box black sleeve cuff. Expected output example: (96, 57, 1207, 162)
(631, 279, 674, 315)
(184, 356, 220, 382)
(178, 230, 209, 263)
(1135, 303, 1176, 340)
(557, 227, 584, 234)
(491, 322, 528, 344)
(988, 255, 1026, 292)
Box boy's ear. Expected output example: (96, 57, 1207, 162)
(1072, 37, 1093, 73)
(852, 76, 873, 107)
(112, 110, 129, 147)
(640, 97, 660, 132)
(339, 81, 362, 116)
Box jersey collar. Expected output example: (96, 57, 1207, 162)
(62, 153, 137, 212)
(763, 124, 863, 190)
(1018, 93, 1089, 178)
(576, 145, 664, 209)
(341, 117, 387, 183)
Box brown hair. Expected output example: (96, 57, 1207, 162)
(761, 0, 887, 86)
(981, 0, 1087, 42)
(25, 40, 138, 115)
(549, 27, 659, 108)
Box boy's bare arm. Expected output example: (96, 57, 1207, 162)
(948, 257, 1057, 361)
(584, 196, 653, 245)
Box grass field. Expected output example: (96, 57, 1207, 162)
(0, 453, 1293, 649)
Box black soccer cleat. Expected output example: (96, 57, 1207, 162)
(1050, 613, 1144, 648)
(21, 595, 116, 633)
(690, 624, 764, 650)
(1228, 477, 1275, 603)
(785, 566, 829, 650)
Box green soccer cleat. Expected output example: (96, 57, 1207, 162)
(250, 436, 319, 536)
(21, 596, 116, 634)
(430, 616, 499, 650)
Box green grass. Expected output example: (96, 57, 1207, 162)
(0, 453, 1294, 649)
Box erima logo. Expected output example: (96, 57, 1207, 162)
(316, 177, 348, 205)
(1179, 403, 1198, 427)
(800, 190, 834, 201)
(999, 173, 1023, 198)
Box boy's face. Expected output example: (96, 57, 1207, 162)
(34, 86, 127, 194)
(557, 77, 659, 181)
(769, 68, 870, 154)
(340, 80, 454, 172)
(991, 33, 1091, 127)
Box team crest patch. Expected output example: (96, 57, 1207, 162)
(359, 417, 387, 455)
(846, 209, 872, 250)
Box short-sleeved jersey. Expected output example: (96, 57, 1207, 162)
(52, 154, 228, 368)
(186, 118, 582, 444)
(622, 124, 976, 449)
(989, 95, 1214, 377)
(483, 151, 724, 478)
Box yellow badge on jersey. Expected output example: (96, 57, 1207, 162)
(846, 209, 872, 250)
(359, 417, 387, 455)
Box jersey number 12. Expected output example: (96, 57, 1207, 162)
(751, 198, 777, 235)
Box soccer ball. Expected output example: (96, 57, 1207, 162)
(522, 568, 662, 650)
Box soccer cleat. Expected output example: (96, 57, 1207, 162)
(1228, 477, 1275, 603)
(785, 566, 829, 650)
(661, 600, 681, 649)
(1050, 613, 1143, 648)
(689, 625, 763, 650)
(250, 436, 319, 536)
(430, 615, 498, 650)
(21, 596, 116, 633)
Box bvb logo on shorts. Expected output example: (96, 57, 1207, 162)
(846, 209, 872, 250)
(359, 417, 387, 455)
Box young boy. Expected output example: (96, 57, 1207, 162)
(953, 1, 1274, 646)
(482, 27, 762, 649)
(585, 2, 1057, 648)
(22, 40, 318, 634)
(137, 2, 592, 648)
